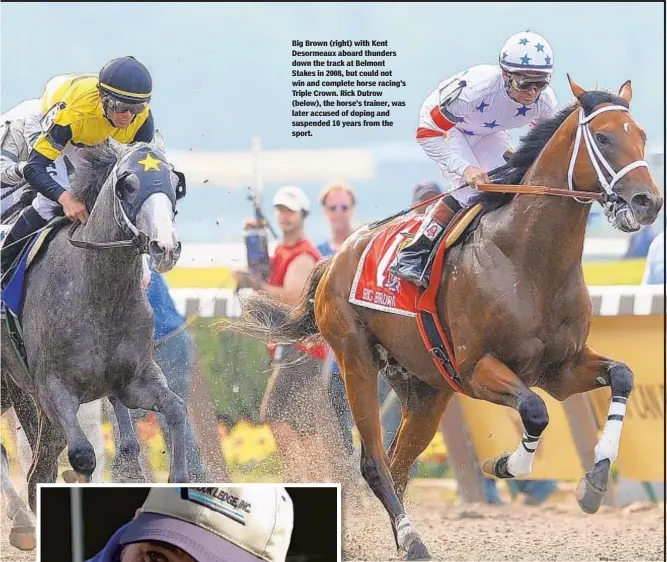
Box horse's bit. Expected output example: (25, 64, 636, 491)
(566, 104, 649, 229)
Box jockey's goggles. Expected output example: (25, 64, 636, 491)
(104, 97, 148, 115)
(507, 73, 550, 92)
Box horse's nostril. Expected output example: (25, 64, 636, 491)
(149, 240, 165, 257)
(631, 193, 652, 211)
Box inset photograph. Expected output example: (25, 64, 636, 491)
(38, 484, 339, 562)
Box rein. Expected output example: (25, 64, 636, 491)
(67, 189, 150, 254)
(374, 102, 647, 228)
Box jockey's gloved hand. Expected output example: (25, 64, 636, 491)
(58, 191, 89, 224)
(463, 165, 490, 187)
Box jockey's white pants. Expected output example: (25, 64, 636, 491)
(418, 128, 512, 207)
(0, 99, 72, 221)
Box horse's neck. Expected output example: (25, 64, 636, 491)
(77, 184, 143, 292)
(498, 119, 591, 277)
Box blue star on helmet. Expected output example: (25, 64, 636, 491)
(461, 129, 475, 136)
(535, 43, 545, 52)
(544, 55, 552, 66)
(515, 105, 532, 117)
(502, 51, 509, 60)
(476, 100, 489, 113)
(484, 120, 499, 129)
(519, 37, 529, 45)
(520, 54, 531, 65)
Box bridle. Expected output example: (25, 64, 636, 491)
(68, 163, 186, 255)
(566, 104, 650, 206)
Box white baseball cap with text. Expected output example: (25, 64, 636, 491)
(119, 486, 294, 562)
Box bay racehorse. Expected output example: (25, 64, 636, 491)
(226, 76, 663, 560)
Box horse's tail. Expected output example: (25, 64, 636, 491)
(222, 255, 333, 344)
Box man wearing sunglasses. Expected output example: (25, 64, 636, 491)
(389, 30, 558, 289)
(1, 56, 155, 277)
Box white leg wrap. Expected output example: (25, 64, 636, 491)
(395, 513, 416, 547)
(594, 397, 627, 465)
(507, 431, 540, 477)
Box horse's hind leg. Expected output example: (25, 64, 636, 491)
(115, 361, 188, 483)
(544, 344, 633, 515)
(108, 396, 145, 483)
(319, 317, 430, 560)
(1, 443, 36, 550)
(385, 375, 453, 503)
(468, 355, 549, 480)
(36, 377, 96, 482)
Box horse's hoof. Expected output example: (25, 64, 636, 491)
(576, 459, 610, 514)
(9, 528, 36, 551)
(401, 537, 431, 561)
(61, 469, 79, 483)
(9, 510, 36, 551)
(481, 452, 513, 479)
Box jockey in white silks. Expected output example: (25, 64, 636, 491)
(0, 100, 44, 223)
(389, 30, 558, 288)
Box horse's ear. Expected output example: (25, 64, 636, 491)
(153, 129, 167, 153)
(618, 80, 632, 103)
(567, 74, 586, 99)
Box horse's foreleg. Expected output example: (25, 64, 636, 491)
(545, 344, 631, 515)
(26, 412, 64, 513)
(1, 443, 35, 550)
(115, 361, 188, 483)
(108, 396, 145, 483)
(468, 355, 550, 480)
(36, 377, 96, 482)
(386, 377, 452, 503)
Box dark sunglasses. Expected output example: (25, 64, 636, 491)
(508, 74, 550, 92)
(325, 204, 350, 212)
(105, 97, 148, 115)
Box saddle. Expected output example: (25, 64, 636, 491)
(1, 211, 67, 375)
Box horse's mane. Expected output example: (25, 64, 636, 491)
(488, 90, 630, 188)
(69, 140, 157, 211)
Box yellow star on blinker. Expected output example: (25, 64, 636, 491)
(137, 152, 162, 171)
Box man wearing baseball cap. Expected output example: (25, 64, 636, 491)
(87, 485, 294, 562)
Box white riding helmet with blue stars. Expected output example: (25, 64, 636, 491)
(499, 30, 554, 75)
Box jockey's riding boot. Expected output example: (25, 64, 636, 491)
(388, 197, 459, 288)
(1, 206, 47, 282)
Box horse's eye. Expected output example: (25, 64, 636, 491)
(595, 132, 610, 145)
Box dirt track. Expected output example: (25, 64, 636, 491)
(342, 485, 665, 562)
(3, 479, 664, 562)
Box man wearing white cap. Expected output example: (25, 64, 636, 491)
(86, 485, 294, 562)
(234, 186, 344, 481)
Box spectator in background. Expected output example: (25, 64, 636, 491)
(317, 181, 356, 255)
(317, 181, 357, 456)
(642, 228, 664, 285)
(233, 186, 351, 482)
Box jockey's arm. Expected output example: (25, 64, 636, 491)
(260, 253, 317, 306)
(22, 124, 73, 202)
(0, 126, 28, 187)
(417, 95, 478, 178)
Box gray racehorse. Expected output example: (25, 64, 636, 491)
(1, 138, 189, 530)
